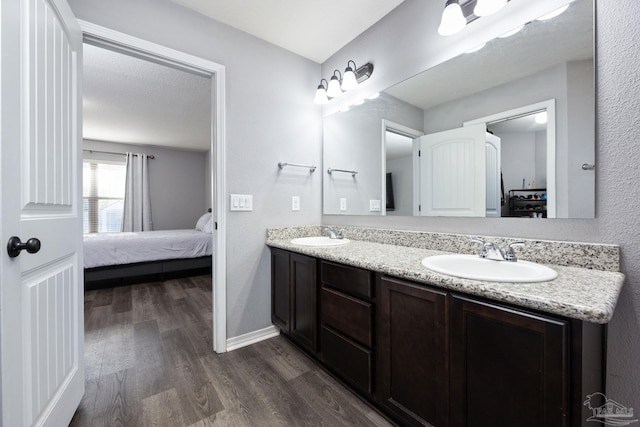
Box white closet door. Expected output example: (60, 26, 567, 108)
(0, 0, 84, 425)
(417, 124, 486, 217)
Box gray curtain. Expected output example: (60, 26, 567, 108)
(122, 152, 152, 231)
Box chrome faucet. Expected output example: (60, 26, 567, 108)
(324, 226, 344, 239)
(470, 237, 525, 262)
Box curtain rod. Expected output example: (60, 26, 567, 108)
(83, 149, 155, 159)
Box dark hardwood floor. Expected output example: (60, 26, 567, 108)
(71, 275, 393, 426)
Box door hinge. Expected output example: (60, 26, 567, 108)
(419, 205, 421, 212)
(418, 150, 421, 156)
(215, 221, 218, 230)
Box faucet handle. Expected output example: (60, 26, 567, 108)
(469, 237, 488, 257)
(504, 241, 525, 261)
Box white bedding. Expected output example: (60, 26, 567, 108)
(83, 229, 213, 269)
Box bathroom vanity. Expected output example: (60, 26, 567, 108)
(267, 226, 624, 427)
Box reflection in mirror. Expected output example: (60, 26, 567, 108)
(322, 0, 594, 218)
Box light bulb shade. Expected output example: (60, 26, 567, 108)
(473, 0, 507, 17)
(341, 68, 358, 91)
(438, 0, 466, 36)
(327, 76, 343, 98)
(314, 86, 329, 105)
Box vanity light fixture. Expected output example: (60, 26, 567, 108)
(314, 79, 329, 105)
(313, 61, 374, 104)
(473, 0, 507, 17)
(438, 0, 467, 36)
(327, 70, 343, 98)
(341, 60, 359, 91)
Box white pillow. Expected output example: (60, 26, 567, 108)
(202, 217, 214, 234)
(195, 212, 212, 230)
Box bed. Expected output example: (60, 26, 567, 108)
(84, 214, 214, 289)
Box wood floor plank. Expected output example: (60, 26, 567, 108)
(91, 287, 114, 308)
(149, 283, 180, 332)
(256, 335, 314, 381)
(131, 283, 155, 324)
(76, 274, 392, 427)
(289, 370, 393, 427)
(141, 388, 185, 427)
(90, 368, 139, 427)
(201, 345, 323, 426)
(69, 377, 98, 427)
(134, 319, 172, 399)
(99, 311, 135, 377)
(161, 328, 224, 425)
(111, 284, 132, 314)
(171, 297, 213, 358)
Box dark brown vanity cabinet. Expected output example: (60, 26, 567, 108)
(270, 248, 318, 353)
(450, 294, 569, 427)
(377, 276, 449, 427)
(319, 261, 375, 395)
(270, 249, 604, 427)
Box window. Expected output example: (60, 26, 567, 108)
(83, 161, 126, 233)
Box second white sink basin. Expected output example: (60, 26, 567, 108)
(421, 254, 557, 283)
(291, 236, 351, 247)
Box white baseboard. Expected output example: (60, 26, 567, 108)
(225, 325, 280, 352)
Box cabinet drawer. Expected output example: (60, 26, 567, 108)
(321, 261, 372, 298)
(321, 326, 372, 394)
(321, 287, 372, 347)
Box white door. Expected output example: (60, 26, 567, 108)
(417, 124, 487, 217)
(485, 133, 502, 218)
(0, 0, 84, 425)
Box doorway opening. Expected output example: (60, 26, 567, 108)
(80, 21, 227, 352)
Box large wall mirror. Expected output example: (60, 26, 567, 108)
(323, 0, 594, 218)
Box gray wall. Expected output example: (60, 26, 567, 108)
(70, 0, 323, 338)
(83, 139, 208, 230)
(322, 0, 640, 409)
(323, 92, 423, 215)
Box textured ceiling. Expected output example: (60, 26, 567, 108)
(169, 0, 406, 63)
(82, 44, 212, 151)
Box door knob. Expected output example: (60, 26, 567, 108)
(7, 236, 41, 258)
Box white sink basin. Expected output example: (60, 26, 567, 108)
(290, 236, 351, 247)
(421, 254, 557, 283)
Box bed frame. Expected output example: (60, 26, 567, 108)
(84, 256, 212, 290)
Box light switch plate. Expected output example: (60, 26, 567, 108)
(230, 194, 253, 211)
(291, 196, 300, 211)
(370, 199, 381, 212)
(339, 198, 347, 211)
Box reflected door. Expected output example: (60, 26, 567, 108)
(416, 124, 487, 217)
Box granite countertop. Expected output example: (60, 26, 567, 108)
(266, 238, 625, 324)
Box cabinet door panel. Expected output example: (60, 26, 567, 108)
(450, 295, 568, 427)
(321, 287, 372, 347)
(290, 253, 318, 352)
(321, 326, 372, 394)
(271, 249, 291, 332)
(378, 276, 449, 427)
